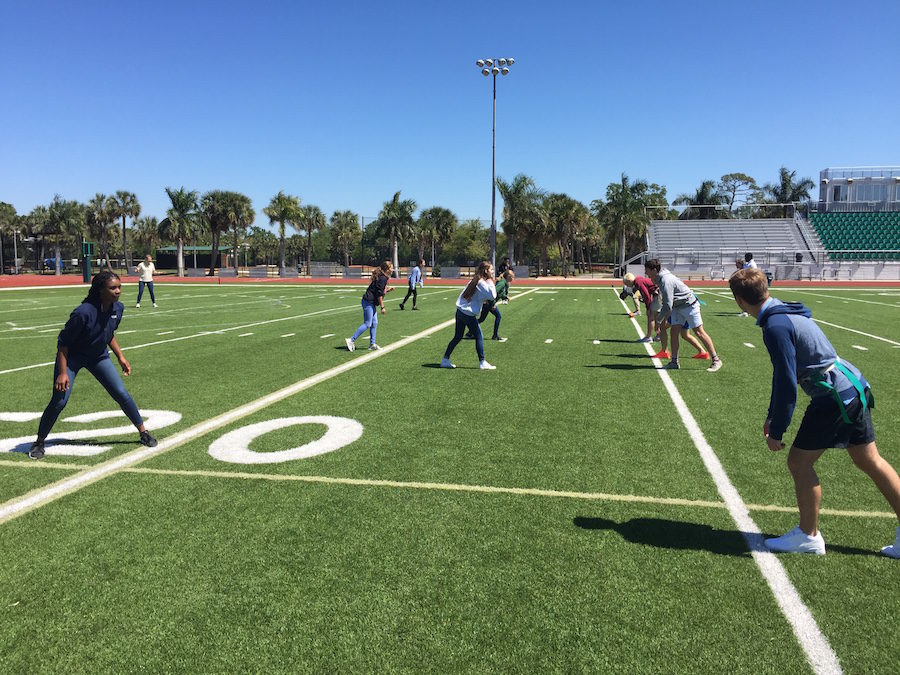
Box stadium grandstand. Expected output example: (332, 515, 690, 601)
(638, 166, 900, 281)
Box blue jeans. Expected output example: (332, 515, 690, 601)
(351, 301, 378, 345)
(136, 280, 155, 303)
(444, 309, 484, 361)
(38, 355, 144, 439)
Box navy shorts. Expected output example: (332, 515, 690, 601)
(793, 389, 875, 451)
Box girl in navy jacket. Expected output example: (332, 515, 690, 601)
(28, 272, 157, 459)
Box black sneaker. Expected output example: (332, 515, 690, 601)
(28, 441, 45, 460)
(139, 430, 158, 447)
(411, 307, 419, 310)
(399, 304, 405, 310)
(464, 333, 475, 339)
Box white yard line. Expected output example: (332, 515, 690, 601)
(0, 287, 538, 525)
(0, 459, 893, 520)
(810, 319, 900, 347)
(790, 290, 900, 309)
(613, 288, 842, 675)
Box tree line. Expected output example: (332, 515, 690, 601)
(0, 166, 814, 277)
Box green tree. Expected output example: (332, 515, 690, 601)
(296, 204, 325, 272)
(225, 192, 254, 273)
(763, 166, 815, 217)
(85, 194, 117, 270)
(330, 210, 362, 267)
(673, 180, 726, 219)
(263, 191, 302, 272)
(544, 193, 589, 277)
(497, 174, 543, 264)
(133, 216, 159, 257)
(109, 191, 141, 272)
(160, 187, 200, 277)
(444, 219, 488, 265)
(0, 202, 17, 274)
(247, 225, 277, 266)
(592, 174, 659, 276)
(47, 197, 85, 275)
(718, 173, 758, 215)
(417, 206, 457, 268)
(374, 191, 416, 276)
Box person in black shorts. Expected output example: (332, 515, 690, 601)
(730, 267, 900, 557)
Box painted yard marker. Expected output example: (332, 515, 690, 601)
(592, 340, 600, 345)
(320, 333, 335, 339)
(852, 345, 868, 351)
(544, 339, 553, 344)
(238, 333, 253, 337)
(743, 342, 755, 348)
(281, 333, 295, 338)
(156, 331, 174, 336)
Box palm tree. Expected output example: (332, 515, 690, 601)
(594, 173, 652, 277)
(46, 197, 85, 275)
(133, 216, 159, 257)
(263, 191, 302, 273)
(375, 191, 416, 276)
(297, 204, 325, 273)
(764, 166, 815, 217)
(224, 193, 254, 273)
(85, 194, 117, 271)
(161, 187, 200, 277)
(330, 210, 362, 267)
(544, 194, 588, 278)
(110, 191, 141, 272)
(203, 190, 249, 275)
(0, 202, 16, 274)
(416, 207, 457, 268)
(497, 174, 543, 264)
(673, 180, 726, 220)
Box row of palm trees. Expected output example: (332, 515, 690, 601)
(0, 166, 814, 277)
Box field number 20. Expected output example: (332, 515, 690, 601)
(0, 412, 363, 464)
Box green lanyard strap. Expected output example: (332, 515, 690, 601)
(813, 358, 868, 424)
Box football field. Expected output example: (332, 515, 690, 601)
(1, 281, 899, 672)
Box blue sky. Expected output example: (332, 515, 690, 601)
(2, 0, 898, 228)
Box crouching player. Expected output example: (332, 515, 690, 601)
(729, 267, 900, 557)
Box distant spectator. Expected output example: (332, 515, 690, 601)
(743, 253, 758, 269)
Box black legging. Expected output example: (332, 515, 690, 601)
(401, 286, 417, 307)
(476, 303, 501, 338)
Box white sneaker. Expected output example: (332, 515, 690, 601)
(345, 338, 355, 352)
(764, 526, 826, 555)
(707, 357, 723, 373)
(135, 303, 140, 308)
(153, 302, 157, 308)
(739, 311, 749, 317)
(440, 358, 455, 369)
(881, 526, 900, 559)
(479, 360, 496, 370)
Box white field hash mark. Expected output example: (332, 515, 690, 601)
(281, 333, 295, 338)
(0, 287, 540, 526)
(612, 288, 842, 675)
(744, 342, 756, 348)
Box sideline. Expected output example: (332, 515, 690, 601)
(614, 288, 842, 675)
(0, 288, 539, 524)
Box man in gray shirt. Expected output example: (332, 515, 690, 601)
(645, 258, 722, 372)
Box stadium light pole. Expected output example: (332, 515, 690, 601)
(476, 57, 514, 269)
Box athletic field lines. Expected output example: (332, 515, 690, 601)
(4, 457, 894, 520)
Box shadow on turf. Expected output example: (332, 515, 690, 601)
(7, 439, 140, 454)
(573, 516, 878, 557)
(584, 363, 659, 370)
(591, 338, 638, 343)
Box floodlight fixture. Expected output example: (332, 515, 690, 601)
(474, 56, 517, 268)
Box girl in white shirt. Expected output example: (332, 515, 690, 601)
(441, 261, 497, 370)
(135, 254, 157, 308)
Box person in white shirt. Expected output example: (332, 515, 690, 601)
(135, 254, 157, 308)
(441, 261, 497, 370)
(743, 252, 758, 269)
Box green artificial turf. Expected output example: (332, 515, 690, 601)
(1, 282, 898, 672)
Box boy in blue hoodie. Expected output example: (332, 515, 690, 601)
(729, 268, 900, 557)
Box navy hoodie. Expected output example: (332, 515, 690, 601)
(757, 298, 868, 440)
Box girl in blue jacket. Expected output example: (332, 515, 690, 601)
(28, 272, 157, 459)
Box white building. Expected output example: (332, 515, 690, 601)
(817, 166, 900, 212)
